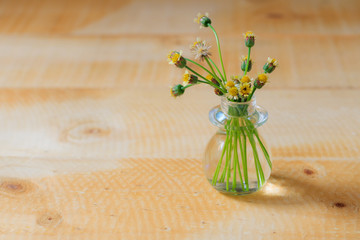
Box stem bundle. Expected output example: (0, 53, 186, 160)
(211, 117, 271, 192)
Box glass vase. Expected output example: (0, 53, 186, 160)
(204, 97, 272, 195)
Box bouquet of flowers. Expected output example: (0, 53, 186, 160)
(168, 13, 278, 194)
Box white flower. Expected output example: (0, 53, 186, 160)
(190, 38, 211, 61)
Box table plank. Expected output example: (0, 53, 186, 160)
(0, 35, 359, 88)
(0, 0, 359, 35)
(0, 88, 358, 167)
(0, 159, 358, 240)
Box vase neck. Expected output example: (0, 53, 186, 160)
(220, 97, 256, 118)
(209, 98, 268, 130)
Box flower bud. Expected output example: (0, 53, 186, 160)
(170, 84, 185, 97)
(258, 73, 268, 83)
(243, 31, 255, 48)
(254, 73, 268, 89)
(206, 74, 219, 86)
(241, 55, 252, 72)
(183, 70, 198, 85)
(263, 57, 278, 73)
(194, 13, 211, 28)
(254, 79, 265, 89)
(168, 51, 186, 68)
(214, 88, 223, 96)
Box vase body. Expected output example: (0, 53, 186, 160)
(204, 97, 272, 195)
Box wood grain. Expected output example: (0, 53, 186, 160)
(0, 88, 358, 240)
(0, 0, 359, 239)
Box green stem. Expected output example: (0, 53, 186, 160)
(254, 129, 272, 170)
(205, 57, 217, 78)
(226, 135, 232, 191)
(245, 129, 261, 188)
(232, 147, 237, 191)
(205, 57, 225, 90)
(209, 24, 227, 81)
(183, 84, 193, 89)
(244, 47, 251, 76)
(185, 58, 214, 76)
(197, 80, 207, 84)
(185, 66, 226, 93)
(220, 128, 233, 183)
(208, 57, 225, 82)
(239, 128, 249, 191)
(212, 122, 230, 185)
(247, 87, 256, 101)
(233, 128, 244, 191)
(244, 121, 265, 187)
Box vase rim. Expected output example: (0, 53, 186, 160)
(220, 96, 256, 105)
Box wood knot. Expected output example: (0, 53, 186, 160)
(303, 168, 315, 175)
(37, 211, 62, 228)
(5, 183, 24, 192)
(267, 13, 283, 19)
(61, 121, 111, 143)
(84, 128, 102, 135)
(161, 226, 171, 231)
(333, 202, 346, 208)
(0, 178, 37, 197)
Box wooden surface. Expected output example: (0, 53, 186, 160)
(0, 0, 359, 239)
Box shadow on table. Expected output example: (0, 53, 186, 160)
(222, 171, 359, 217)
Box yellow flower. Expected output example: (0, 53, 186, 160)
(229, 87, 238, 96)
(225, 80, 235, 88)
(226, 87, 239, 100)
(190, 38, 211, 61)
(240, 75, 251, 83)
(239, 83, 251, 97)
(182, 70, 198, 85)
(168, 51, 181, 64)
(258, 73, 268, 83)
(267, 57, 278, 67)
(183, 70, 191, 85)
(244, 31, 254, 38)
(206, 74, 219, 86)
(206, 74, 213, 81)
(168, 50, 186, 68)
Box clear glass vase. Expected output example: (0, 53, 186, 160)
(204, 97, 272, 195)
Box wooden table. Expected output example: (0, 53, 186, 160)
(0, 0, 359, 239)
